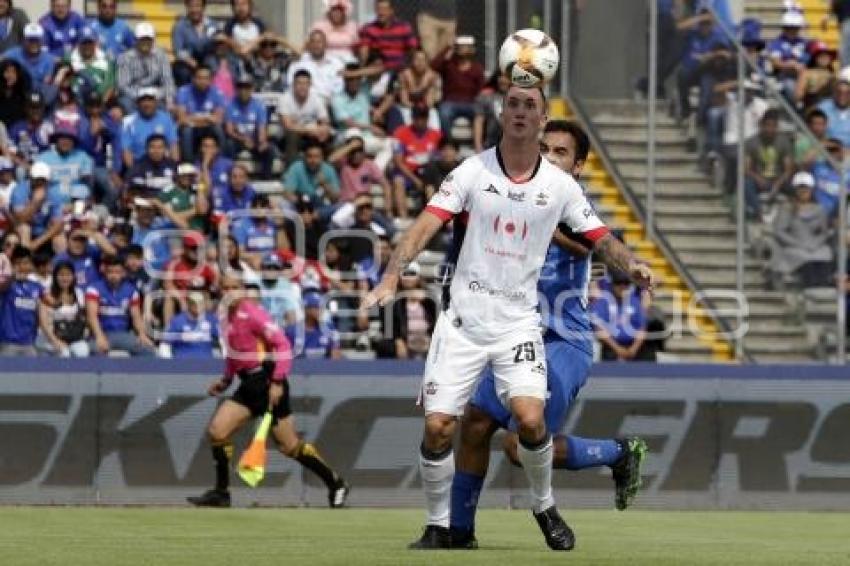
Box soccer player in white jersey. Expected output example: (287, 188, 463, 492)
(364, 85, 653, 551)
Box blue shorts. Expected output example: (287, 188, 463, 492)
(469, 336, 591, 434)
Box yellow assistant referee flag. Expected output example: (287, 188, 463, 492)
(238, 412, 272, 487)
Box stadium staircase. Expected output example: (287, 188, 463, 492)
(581, 98, 817, 362)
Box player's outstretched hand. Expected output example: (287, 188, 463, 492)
(362, 277, 398, 309)
(629, 262, 655, 293)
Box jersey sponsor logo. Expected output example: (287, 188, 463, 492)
(484, 184, 500, 195)
(493, 215, 529, 240)
(484, 245, 527, 261)
(468, 280, 527, 301)
(507, 189, 525, 202)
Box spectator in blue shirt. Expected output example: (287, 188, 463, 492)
(161, 288, 218, 358)
(78, 91, 122, 211)
(259, 253, 301, 326)
(0, 245, 46, 355)
(52, 222, 117, 289)
(196, 132, 233, 194)
(232, 193, 285, 267)
(767, 9, 809, 101)
(591, 271, 655, 361)
(286, 291, 341, 359)
(38, 0, 85, 57)
(212, 163, 255, 222)
(125, 133, 177, 198)
(129, 199, 171, 272)
(87, 0, 134, 59)
(676, 9, 731, 122)
(36, 125, 93, 201)
(85, 254, 154, 356)
(10, 161, 66, 252)
(121, 87, 179, 166)
(171, 0, 220, 86)
(811, 137, 847, 217)
(8, 92, 54, 168)
(176, 63, 225, 162)
(818, 77, 850, 148)
(224, 74, 277, 179)
(282, 141, 340, 207)
(3, 23, 57, 96)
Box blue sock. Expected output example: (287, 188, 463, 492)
(558, 435, 624, 470)
(449, 471, 484, 533)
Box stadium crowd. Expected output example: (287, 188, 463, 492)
(0, 0, 655, 361)
(641, 1, 850, 293)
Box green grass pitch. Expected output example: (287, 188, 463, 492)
(1, 507, 848, 565)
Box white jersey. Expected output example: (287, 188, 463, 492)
(426, 147, 607, 343)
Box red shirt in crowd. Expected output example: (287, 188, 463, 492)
(165, 257, 217, 291)
(359, 17, 418, 71)
(393, 125, 442, 172)
(431, 50, 485, 103)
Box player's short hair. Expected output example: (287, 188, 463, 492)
(544, 120, 590, 162)
(506, 83, 547, 109)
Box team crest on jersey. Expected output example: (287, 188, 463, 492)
(535, 191, 549, 207)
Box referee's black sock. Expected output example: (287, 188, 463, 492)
(212, 441, 233, 492)
(294, 442, 340, 489)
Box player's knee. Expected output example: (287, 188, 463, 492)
(207, 423, 229, 444)
(460, 409, 495, 450)
(513, 412, 545, 443)
(423, 413, 456, 452)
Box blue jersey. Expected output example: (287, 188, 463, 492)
(2, 47, 56, 85)
(165, 311, 218, 357)
(131, 219, 171, 272)
(77, 112, 122, 170)
(176, 84, 226, 116)
(9, 119, 54, 162)
(767, 35, 808, 66)
(87, 17, 135, 58)
(213, 185, 255, 216)
(225, 96, 268, 142)
(121, 110, 178, 160)
(53, 245, 101, 289)
(590, 284, 647, 348)
(10, 181, 67, 237)
(36, 148, 93, 199)
(39, 12, 86, 57)
(198, 155, 233, 193)
(0, 278, 44, 345)
(682, 28, 729, 73)
(233, 219, 276, 255)
(85, 278, 139, 333)
(286, 322, 339, 359)
(812, 161, 844, 217)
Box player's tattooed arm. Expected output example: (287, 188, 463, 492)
(593, 233, 655, 290)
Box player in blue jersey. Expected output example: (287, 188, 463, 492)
(448, 121, 648, 550)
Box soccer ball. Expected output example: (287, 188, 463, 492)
(498, 29, 560, 88)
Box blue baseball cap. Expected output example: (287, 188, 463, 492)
(80, 27, 97, 43)
(303, 292, 323, 309)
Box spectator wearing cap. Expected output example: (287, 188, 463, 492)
(224, 74, 277, 179)
(282, 140, 340, 208)
(390, 261, 436, 359)
(78, 91, 122, 211)
(203, 30, 245, 101)
(211, 163, 255, 222)
(675, 9, 731, 123)
(8, 92, 54, 167)
(0, 245, 48, 356)
(391, 104, 441, 218)
(770, 171, 834, 288)
(158, 162, 208, 232)
(744, 109, 794, 220)
(811, 137, 848, 217)
(38, 0, 85, 58)
(85, 253, 154, 356)
(332, 66, 394, 171)
(65, 26, 116, 102)
(49, 61, 85, 129)
(591, 270, 655, 362)
(796, 109, 829, 169)
(120, 87, 178, 166)
(0, 0, 30, 55)
(330, 132, 393, 214)
(244, 31, 295, 93)
(162, 231, 217, 326)
(714, 78, 769, 194)
(161, 286, 219, 358)
(11, 162, 65, 252)
(128, 197, 170, 271)
(116, 22, 176, 112)
(767, 9, 810, 100)
(818, 71, 850, 147)
(283, 195, 326, 260)
(431, 35, 485, 135)
(740, 18, 769, 75)
(232, 194, 287, 269)
(259, 253, 301, 326)
(37, 125, 93, 201)
(2, 23, 57, 93)
(175, 63, 226, 162)
(358, 0, 418, 72)
(0, 59, 30, 128)
(224, 0, 266, 54)
(0, 156, 18, 237)
(171, 0, 221, 87)
(196, 132, 233, 194)
(286, 291, 341, 359)
(87, 0, 134, 59)
(125, 133, 177, 199)
(287, 29, 345, 103)
(310, 0, 359, 65)
(334, 193, 392, 263)
(796, 41, 837, 109)
(52, 219, 117, 290)
(279, 69, 333, 164)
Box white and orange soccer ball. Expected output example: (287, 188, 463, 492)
(498, 29, 560, 88)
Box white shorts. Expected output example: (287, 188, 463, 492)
(420, 310, 547, 416)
